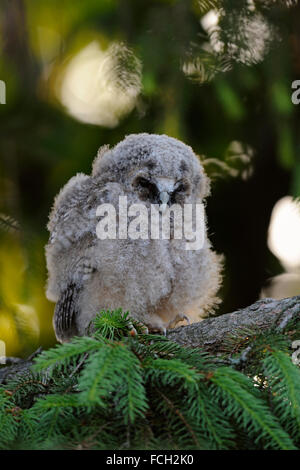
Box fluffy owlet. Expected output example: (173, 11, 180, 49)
(46, 133, 222, 342)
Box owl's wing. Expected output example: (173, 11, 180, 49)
(47, 173, 98, 251)
(47, 174, 122, 341)
(47, 174, 97, 340)
(54, 283, 81, 342)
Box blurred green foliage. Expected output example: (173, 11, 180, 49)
(0, 0, 300, 356)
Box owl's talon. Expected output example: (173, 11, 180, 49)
(130, 320, 149, 335)
(157, 327, 167, 336)
(129, 326, 138, 337)
(137, 322, 149, 334)
(182, 314, 191, 325)
(166, 313, 191, 329)
(147, 325, 167, 336)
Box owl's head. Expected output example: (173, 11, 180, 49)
(92, 133, 210, 206)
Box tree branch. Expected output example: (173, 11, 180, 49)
(0, 296, 299, 383)
(167, 295, 300, 353)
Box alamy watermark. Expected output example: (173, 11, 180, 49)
(0, 80, 6, 104)
(95, 197, 205, 250)
(291, 80, 300, 104)
(292, 340, 300, 365)
(0, 340, 6, 365)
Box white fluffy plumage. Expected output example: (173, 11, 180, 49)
(46, 133, 222, 342)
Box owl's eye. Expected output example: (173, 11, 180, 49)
(132, 176, 158, 201)
(170, 181, 190, 204)
(138, 177, 151, 188)
(175, 183, 187, 193)
(133, 176, 152, 189)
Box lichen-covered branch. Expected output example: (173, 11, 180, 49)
(167, 295, 300, 353)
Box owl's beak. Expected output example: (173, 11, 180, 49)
(159, 191, 170, 213)
(156, 178, 175, 213)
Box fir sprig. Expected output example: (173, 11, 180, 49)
(0, 309, 299, 450)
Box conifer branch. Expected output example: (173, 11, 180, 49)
(0, 306, 299, 450)
(1, 295, 299, 384)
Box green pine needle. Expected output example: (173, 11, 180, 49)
(0, 309, 299, 450)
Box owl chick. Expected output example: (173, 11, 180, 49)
(46, 133, 222, 342)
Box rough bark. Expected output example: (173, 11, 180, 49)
(167, 295, 300, 353)
(0, 348, 41, 384)
(0, 296, 299, 383)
